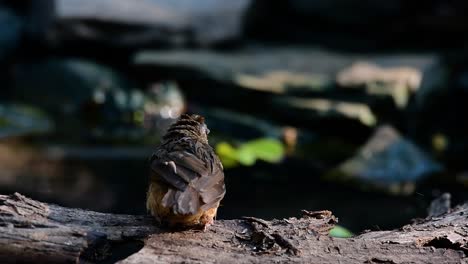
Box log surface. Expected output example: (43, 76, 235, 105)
(0, 193, 467, 263)
(0, 193, 159, 263)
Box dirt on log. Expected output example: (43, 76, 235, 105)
(0, 193, 467, 263)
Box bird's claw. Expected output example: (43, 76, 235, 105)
(202, 218, 214, 232)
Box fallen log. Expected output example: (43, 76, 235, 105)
(0, 193, 159, 263)
(0, 193, 467, 263)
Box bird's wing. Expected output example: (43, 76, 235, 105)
(151, 149, 225, 215)
(191, 158, 225, 211)
(150, 150, 202, 191)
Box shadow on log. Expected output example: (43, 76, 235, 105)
(0, 193, 467, 263)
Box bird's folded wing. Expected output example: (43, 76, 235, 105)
(151, 150, 205, 189)
(151, 150, 225, 215)
(199, 174, 226, 211)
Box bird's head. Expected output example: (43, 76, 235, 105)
(163, 114, 210, 143)
(189, 114, 210, 137)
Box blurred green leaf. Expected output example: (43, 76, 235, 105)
(237, 147, 257, 166)
(241, 138, 284, 163)
(215, 138, 285, 169)
(215, 142, 239, 169)
(216, 142, 237, 158)
(329, 225, 353, 238)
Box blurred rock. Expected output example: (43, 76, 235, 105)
(0, 7, 22, 61)
(9, 58, 184, 144)
(135, 48, 368, 137)
(0, 103, 53, 139)
(134, 48, 347, 131)
(54, 0, 251, 47)
(135, 48, 433, 138)
(135, 48, 432, 96)
(337, 62, 422, 108)
(331, 126, 442, 194)
(236, 71, 332, 94)
(135, 48, 346, 90)
(273, 97, 377, 127)
(337, 62, 421, 90)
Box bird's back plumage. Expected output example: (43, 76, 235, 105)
(146, 114, 225, 228)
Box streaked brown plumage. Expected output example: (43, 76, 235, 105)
(146, 114, 225, 230)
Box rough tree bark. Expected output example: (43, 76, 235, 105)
(0, 193, 466, 263)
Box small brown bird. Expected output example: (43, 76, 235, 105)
(146, 114, 225, 230)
